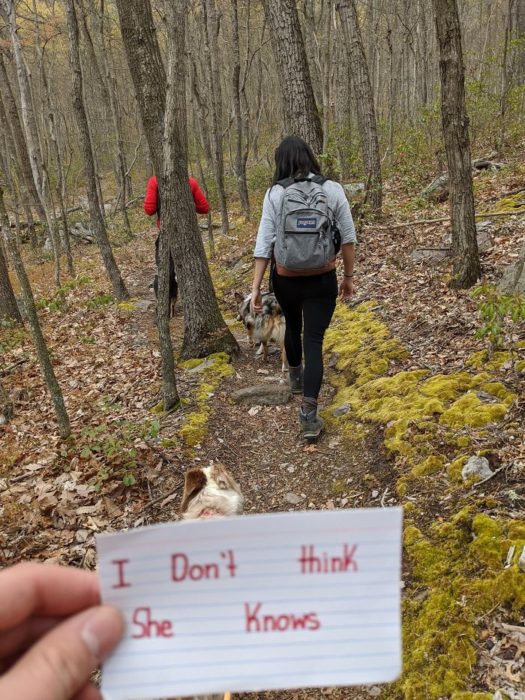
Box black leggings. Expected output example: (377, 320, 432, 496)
(272, 269, 337, 400)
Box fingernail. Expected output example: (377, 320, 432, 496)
(81, 606, 124, 661)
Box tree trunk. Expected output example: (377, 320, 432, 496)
(0, 377, 13, 423)
(64, 0, 129, 300)
(0, 235, 22, 324)
(161, 0, 238, 360)
(432, 0, 481, 289)
(0, 2, 62, 283)
(262, 0, 323, 153)
(230, 0, 250, 220)
(336, 0, 382, 214)
(0, 55, 44, 233)
(511, 0, 525, 84)
(83, 0, 133, 238)
(202, 0, 230, 235)
(0, 183, 70, 438)
(116, 0, 238, 359)
(114, 0, 166, 176)
(335, 39, 352, 180)
(32, 0, 75, 276)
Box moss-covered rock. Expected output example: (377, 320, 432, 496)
(179, 353, 234, 448)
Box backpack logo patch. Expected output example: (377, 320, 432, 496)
(296, 217, 318, 229)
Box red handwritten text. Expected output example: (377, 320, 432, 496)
(171, 550, 237, 583)
(245, 603, 321, 633)
(111, 559, 131, 589)
(131, 607, 174, 639)
(298, 544, 358, 574)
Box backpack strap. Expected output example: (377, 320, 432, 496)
(276, 175, 330, 188)
(276, 177, 295, 189)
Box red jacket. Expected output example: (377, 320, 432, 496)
(144, 175, 209, 228)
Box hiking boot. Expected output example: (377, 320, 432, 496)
(288, 365, 303, 394)
(300, 407, 324, 441)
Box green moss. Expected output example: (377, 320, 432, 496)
(411, 455, 444, 477)
(117, 300, 137, 313)
(495, 190, 525, 212)
(180, 410, 209, 447)
(324, 302, 523, 698)
(397, 514, 525, 699)
(440, 391, 510, 428)
(448, 455, 469, 482)
(178, 353, 234, 448)
(467, 349, 511, 370)
(450, 693, 492, 700)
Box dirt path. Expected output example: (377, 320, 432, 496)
(124, 258, 397, 699)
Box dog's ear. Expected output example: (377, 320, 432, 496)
(234, 291, 244, 303)
(210, 463, 242, 494)
(180, 468, 207, 514)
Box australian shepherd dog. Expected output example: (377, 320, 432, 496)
(234, 291, 287, 370)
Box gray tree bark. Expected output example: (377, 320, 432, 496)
(336, 0, 382, 214)
(0, 183, 70, 437)
(64, 0, 129, 300)
(510, 0, 525, 83)
(160, 0, 238, 359)
(202, 0, 229, 235)
(0, 2, 62, 283)
(230, 0, 250, 220)
(114, 0, 166, 176)
(0, 235, 22, 324)
(262, 0, 323, 153)
(32, 0, 75, 276)
(0, 55, 44, 236)
(432, 0, 481, 289)
(116, 0, 238, 359)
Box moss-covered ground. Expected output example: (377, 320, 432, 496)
(323, 302, 524, 699)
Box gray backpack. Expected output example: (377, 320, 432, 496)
(273, 175, 340, 272)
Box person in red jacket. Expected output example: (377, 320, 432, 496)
(143, 175, 210, 224)
(143, 175, 209, 314)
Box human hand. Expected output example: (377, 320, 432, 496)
(339, 276, 354, 302)
(0, 563, 124, 700)
(250, 287, 263, 314)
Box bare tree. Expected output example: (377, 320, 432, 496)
(337, 0, 382, 214)
(202, 0, 229, 234)
(31, 0, 75, 275)
(262, 0, 323, 153)
(230, 0, 250, 220)
(116, 0, 238, 359)
(0, 1, 62, 285)
(0, 182, 70, 438)
(64, 0, 129, 300)
(432, 0, 481, 289)
(0, 55, 42, 242)
(0, 235, 22, 324)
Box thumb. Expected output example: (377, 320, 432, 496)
(0, 606, 124, 700)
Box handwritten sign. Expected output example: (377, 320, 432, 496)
(97, 508, 402, 700)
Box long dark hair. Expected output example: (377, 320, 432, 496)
(272, 135, 322, 184)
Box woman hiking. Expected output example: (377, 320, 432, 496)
(251, 136, 356, 441)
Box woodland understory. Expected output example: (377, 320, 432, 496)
(1, 0, 525, 698)
(1, 155, 524, 699)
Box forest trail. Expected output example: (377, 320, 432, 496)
(125, 251, 393, 700)
(1, 197, 524, 699)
